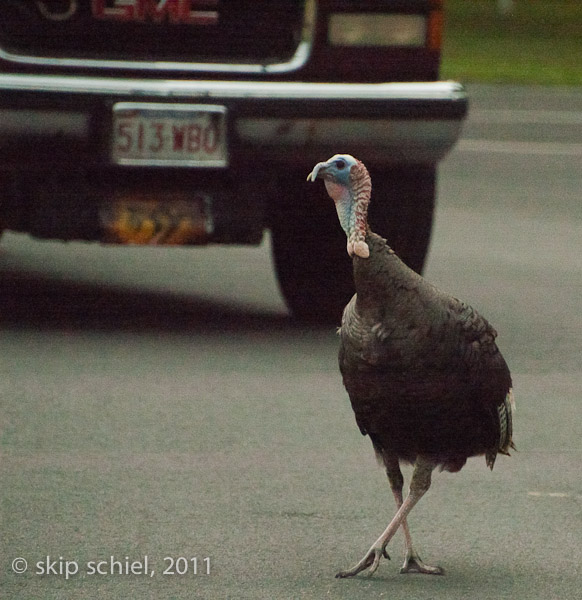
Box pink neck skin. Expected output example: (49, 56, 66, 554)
(324, 179, 370, 259)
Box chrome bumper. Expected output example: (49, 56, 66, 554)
(0, 75, 467, 166)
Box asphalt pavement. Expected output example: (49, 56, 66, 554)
(1, 85, 581, 600)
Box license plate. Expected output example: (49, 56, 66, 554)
(111, 103, 228, 167)
(100, 194, 213, 245)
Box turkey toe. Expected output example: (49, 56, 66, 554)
(335, 547, 384, 578)
(400, 551, 444, 575)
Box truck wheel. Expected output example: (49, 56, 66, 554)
(271, 165, 436, 324)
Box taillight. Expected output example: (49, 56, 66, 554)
(309, 1, 444, 83)
(326, 0, 443, 51)
(328, 14, 427, 48)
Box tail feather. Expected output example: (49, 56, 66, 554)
(500, 388, 516, 453)
(486, 388, 516, 470)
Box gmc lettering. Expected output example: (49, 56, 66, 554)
(91, 0, 219, 25)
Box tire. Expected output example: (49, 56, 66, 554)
(367, 164, 436, 275)
(271, 165, 436, 324)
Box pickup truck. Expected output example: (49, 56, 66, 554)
(0, 0, 467, 322)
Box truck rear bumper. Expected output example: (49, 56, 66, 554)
(0, 76, 467, 166)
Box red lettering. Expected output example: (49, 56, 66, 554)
(92, 0, 219, 25)
(149, 122, 165, 152)
(181, 0, 219, 25)
(172, 125, 186, 151)
(203, 125, 218, 154)
(91, 0, 136, 21)
(115, 121, 132, 153)
(137, 122, 145, 151)
(138, 0, 180, 24)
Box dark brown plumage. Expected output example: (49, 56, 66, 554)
(307, 154, 515, 578)
(340, 232, 514, 474)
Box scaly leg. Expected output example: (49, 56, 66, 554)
(336, 456, 437, 578)
(385, 457, 444, 575)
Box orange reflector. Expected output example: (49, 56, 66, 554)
(427, 8, 443, 51)
(100, 192, 213, 245)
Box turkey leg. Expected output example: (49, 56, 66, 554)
(336, 456, 439, 578)
(385, 457, 444, 575)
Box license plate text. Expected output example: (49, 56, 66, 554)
(111, 104, 227, 167)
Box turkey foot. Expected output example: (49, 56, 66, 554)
(336, 544, 389, 578)
(400, 550, 444, 575)
(336, 458, 435, 579)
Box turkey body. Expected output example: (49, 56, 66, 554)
(339, 232, 514, 473)
(308, 153, 515, 578)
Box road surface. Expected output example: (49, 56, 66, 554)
(1, 85, 581, 599)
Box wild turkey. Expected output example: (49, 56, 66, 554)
(307, 154, 515, 578)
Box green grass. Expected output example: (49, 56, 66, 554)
(441, 0, 582, 85)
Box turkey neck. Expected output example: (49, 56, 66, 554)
(330, 165, 371, 258)
(352, 232, 421, 316)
